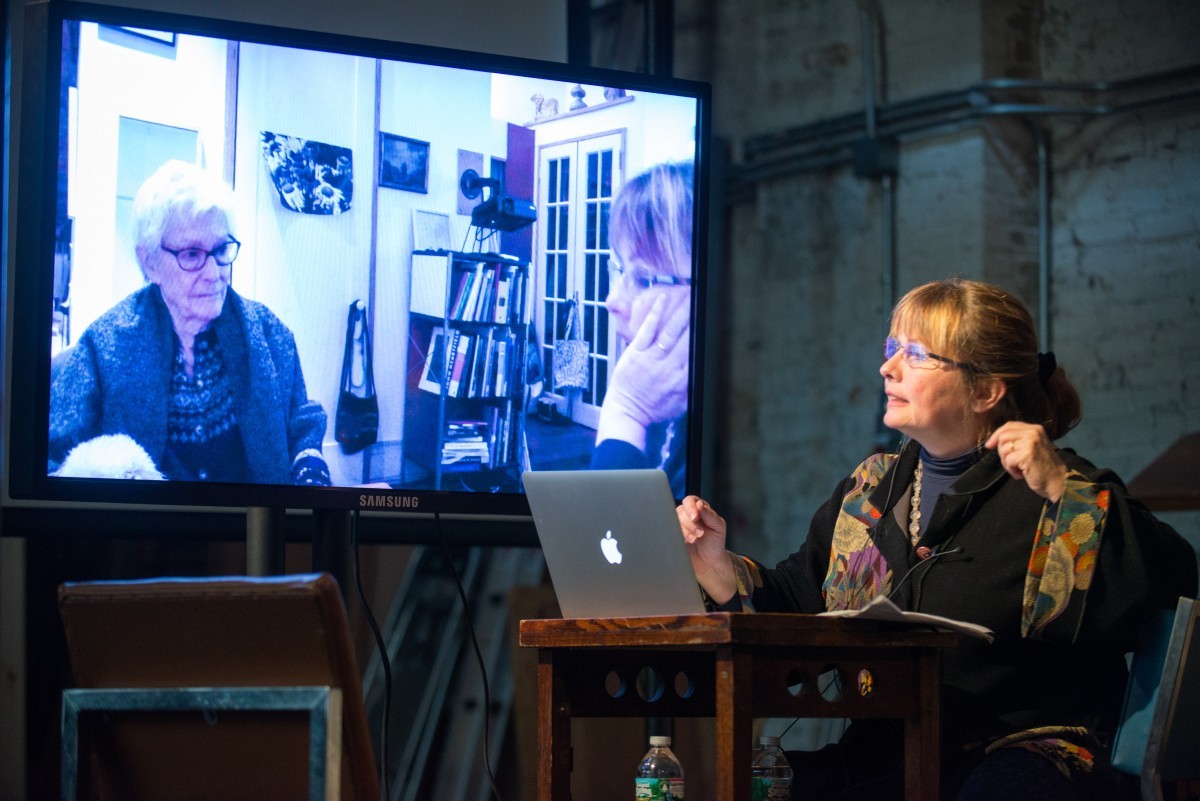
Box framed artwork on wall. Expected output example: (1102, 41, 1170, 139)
(379, 133, 430, 193)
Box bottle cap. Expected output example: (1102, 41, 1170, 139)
(649, 735, 672, 746)
(759, 735, 781, 746)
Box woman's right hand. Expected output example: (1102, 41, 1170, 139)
(596, 289, 691, 450)
(611, 288, 691, 417)
(677, 495, 738, 604)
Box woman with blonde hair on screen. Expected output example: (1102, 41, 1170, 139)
(592, 161, 694, 497)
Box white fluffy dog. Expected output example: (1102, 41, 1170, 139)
(54, 434, 166, 480)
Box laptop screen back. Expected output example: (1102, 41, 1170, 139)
(522, 469, 706, 618)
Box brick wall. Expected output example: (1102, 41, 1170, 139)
(675, 0, 1200, 562)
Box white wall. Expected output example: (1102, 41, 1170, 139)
(233, 43, 378, 484)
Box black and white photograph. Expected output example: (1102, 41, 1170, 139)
(260, 131, 353, 214)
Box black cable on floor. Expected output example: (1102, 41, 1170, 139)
(436, 512, 506, 801)
(351, 508, 392, 801)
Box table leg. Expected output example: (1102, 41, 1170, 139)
(905, 647, 941, 801)
(715, 646, 756, 801)
(537, 649, 572, 801)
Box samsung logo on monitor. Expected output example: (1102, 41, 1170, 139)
(359, 494, 420, 509)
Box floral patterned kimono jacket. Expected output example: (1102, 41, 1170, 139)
(717, 441, 1196, 793)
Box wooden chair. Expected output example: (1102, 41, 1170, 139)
(1112, 596, 1200, 801)
(58, 572, 379, 801)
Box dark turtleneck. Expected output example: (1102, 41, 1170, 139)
(915, 446, 983, 537)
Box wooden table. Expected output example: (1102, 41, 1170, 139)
(518, 612, 957, 801)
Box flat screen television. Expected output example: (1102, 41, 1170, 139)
(3, 1, 711, 541)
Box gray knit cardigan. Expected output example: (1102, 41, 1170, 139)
(49, 284, 327, 483)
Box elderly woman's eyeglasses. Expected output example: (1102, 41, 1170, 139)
(884, 337, 974, 371)
(607, 256, 691, 291)
(161, 237, 241, 272)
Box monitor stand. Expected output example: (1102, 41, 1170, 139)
(313, 509, 353, 603)
(244, 507, 353, 600)
(246, 506, 286, 576)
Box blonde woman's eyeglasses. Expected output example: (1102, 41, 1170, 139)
(607, 255, 690, 291)
(884, 337, 975, 371)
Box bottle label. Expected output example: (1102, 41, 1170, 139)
(636, 777, 685, 800)
(752, 778, 791, 800)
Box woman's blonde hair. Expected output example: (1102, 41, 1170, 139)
(609, 161, 694, 279)
(890, 277, 1081, 440)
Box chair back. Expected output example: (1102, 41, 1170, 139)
(58, 572, 379, 801)
(1111, 596, 1199, 801)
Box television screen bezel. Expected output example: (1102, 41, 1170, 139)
(3, 0, 713, 524)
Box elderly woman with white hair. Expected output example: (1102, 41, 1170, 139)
(50, 160, 330, 485)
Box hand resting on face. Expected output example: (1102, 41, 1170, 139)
(596, 288, 691, 451)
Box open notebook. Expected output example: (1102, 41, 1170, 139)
(522, 468, 707, 618)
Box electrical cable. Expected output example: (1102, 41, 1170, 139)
(778, 670, 850, 744)
(874, 436, 910, 531)
(435, 512, 506, 801)
(886, 545, 964, 603)
(866, 437, 966, 603)
(350, 508, 392, 801)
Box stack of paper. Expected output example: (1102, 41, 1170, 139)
(819, 595, 995, 643)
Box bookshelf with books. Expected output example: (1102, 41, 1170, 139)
(405, 250, 530, 490)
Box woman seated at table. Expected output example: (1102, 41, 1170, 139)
(50, 160, 330, 486)
(677, 277, 1196, 800)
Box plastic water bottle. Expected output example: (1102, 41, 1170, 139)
(635, 734, 685, 799)
(751, 735, 793, 800)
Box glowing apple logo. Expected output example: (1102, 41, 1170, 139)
(600, 530, 623, 564)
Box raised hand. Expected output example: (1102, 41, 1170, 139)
(676, 494, 737, 604)
(985, 421, 1069, 503)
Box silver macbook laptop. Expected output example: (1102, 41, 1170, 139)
(522, 468, 707, 618)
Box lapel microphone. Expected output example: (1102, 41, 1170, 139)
(887, 545, 964, 602)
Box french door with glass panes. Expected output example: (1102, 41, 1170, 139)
(536, 132, 624, 428)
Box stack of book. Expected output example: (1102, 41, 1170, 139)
(441, 421, 490, 467)
(420, 327, 519, 400)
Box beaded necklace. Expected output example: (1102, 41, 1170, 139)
(908, 459, 923, 544)
(907, 448, 983, 547)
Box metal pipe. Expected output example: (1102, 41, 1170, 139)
(730, 85, 1200, 197)
(740, 65, 1200, 165)
(856, 0, 895, 322)
(881, 173, 895, 312)
(1031, 122, 1052, 349)
(975, 65, 1200, 93)
(858, 0, 878, 139)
